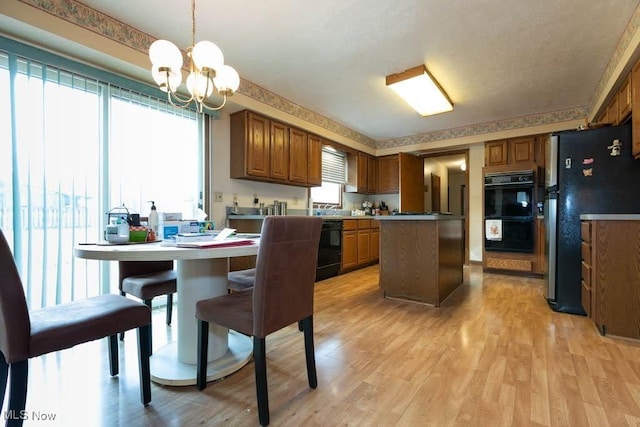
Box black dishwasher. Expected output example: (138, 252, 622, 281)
(316, 219, 342, 281)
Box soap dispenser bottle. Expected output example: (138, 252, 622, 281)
(148, 201, 158, 234)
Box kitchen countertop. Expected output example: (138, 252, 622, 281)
(226, 215, 379, 220)
(375, 214, 465, 221)
(580, 214, 640, 220)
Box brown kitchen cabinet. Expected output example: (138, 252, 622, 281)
(289, 127, 308, 184)
(370, 220, 380, 262)
(341, 218, 378, 272)
(269, 120, 289, 181)
(307, 134, 323, 186)
(485, 135, 544, 168)
(581, 218, 640, 339)
(377, 154, 399, 193)
(341, 220, 358, 271)
(606, 96, 619, 125)
(231, 109, 322, 187)
(618, 74, 632, 122)
(485, 140, 508, 166)
(230, 110, 270, 179)
(632, 60, 640, 158)
(346, 152, 376, 194)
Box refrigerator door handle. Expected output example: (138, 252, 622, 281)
(544, 198, 558, 301)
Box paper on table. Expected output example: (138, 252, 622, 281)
(176, 238, 255, 248)
(215, 227, 236, 241)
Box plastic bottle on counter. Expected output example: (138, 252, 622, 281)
(148, 201, 158, 234)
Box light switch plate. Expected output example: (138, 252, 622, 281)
(214, 192, 223, 202)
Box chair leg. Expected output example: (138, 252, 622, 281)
(120, 291, 127, 341)
(0, 352, 8, 411)
(137, 324, 151, 406)
(7, 359, 28, 427)
(196, 320, 209, 390)
(144, 299, 153, 355)
(108, 335, 119, 376)
(254, 337, 269, 426)
(301, 316, 317, 389)
(166, 293, 173, 325)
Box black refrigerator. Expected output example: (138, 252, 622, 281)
(544, 123, 640, 314)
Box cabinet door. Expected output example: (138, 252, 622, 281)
(307, 134, 323, 186)
(270, 121, 289, 181)
(367, 156, 377, 194)
(357, 228, 370, 265)
(370, 228, 379, 263)
(246, 112, 270, 178)
(618, 75, 632, 121)
(357, 152, 368, 193)
(377, 155, 399, 193)
(485, 140, 508, 166)
(606, 96, 619, 125)
(632, 61, 640, 158)
(289, 128, 308, 183)
(342, 230, 357, 270)
(509, 137, 535, 164)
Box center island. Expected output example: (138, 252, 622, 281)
(375, 214, 464, 306)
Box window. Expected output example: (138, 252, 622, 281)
(0, 44, 202, 309)
(310, 148, 346, 207)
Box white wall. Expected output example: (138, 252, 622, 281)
(423, 159, 449, 212)
(468, 145, 484, 262)
(448, 171, 465, 215)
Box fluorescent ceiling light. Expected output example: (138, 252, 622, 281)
(386, 65, 453, 116)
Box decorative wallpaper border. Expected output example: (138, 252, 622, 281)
(592, 4, 640, 112)
(19, 0, 617, 151)
(376, 107, 589, 150)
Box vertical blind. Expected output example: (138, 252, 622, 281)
(0, 49, 202, 309)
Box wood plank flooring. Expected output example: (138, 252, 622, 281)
(5, 265, 640, 426)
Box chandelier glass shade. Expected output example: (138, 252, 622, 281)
(148, 0, 239, 113)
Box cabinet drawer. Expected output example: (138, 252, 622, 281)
(370, 220, 380, 229)
(580, 221, 592, 243)
(581, 261, 591, 287)
(581, 280, 591, 318)
(357, 219, 371, 229)
(581, 242, 592, 262)
(343, 219, 358, 231)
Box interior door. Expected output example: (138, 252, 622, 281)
(399, 152, 424, 212)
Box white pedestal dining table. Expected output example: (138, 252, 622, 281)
(74, 239, 259, 386)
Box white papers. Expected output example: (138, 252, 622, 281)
(215, 228, 236, 241)
(485, 219, 502, 241)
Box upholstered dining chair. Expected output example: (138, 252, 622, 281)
(195, 216, 322, 426)
(227, 267, 256, 292)
(0, 229, 152, 427)
(118, 260, 177, 353)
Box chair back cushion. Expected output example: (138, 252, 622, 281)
(252, 216, 322, 337)
(118, 261, 174, 288)
(0, 229, 31, 362)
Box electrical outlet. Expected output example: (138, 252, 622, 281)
(253, 194, 259, 204)
(214, 192, 223, 202)
(293, 197, 299, 206)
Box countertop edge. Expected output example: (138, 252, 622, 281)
(374, 215, 465, 221)
(580, 214, 640, 220)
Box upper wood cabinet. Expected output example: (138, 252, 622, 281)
(606, 96, 619, 125)
(288, 127, 308, 184)
(230, 111, 270, 179)
(307, 134, 323, 186)
(377, 154, 399, 193)
(269, 120, 289, 181)
(632, 60, 640, 158)
(618, 75, 632, 121)
(230, 110, 322, 187)
(485, 135, 544, 168)
(485, 140, 508, 166)
(346, 152, 376, 194)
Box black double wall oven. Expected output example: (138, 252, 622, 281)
(484, 170, 535, 253)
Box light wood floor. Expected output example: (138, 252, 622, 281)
(6, 265, 640, 426)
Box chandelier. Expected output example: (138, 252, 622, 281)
(148, 0, 240, 113)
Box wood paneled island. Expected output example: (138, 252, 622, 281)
(376, 215, 464, 306)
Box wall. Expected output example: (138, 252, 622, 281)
(448, 170, 466, 215)
(468, 145, 484, 262)
(423, 159, 449, 212)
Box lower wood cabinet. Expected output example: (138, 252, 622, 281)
(581, 219, 640, 339)
(341, 218, 379, 272)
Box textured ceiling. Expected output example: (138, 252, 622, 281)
(4, 0, 640, 148)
